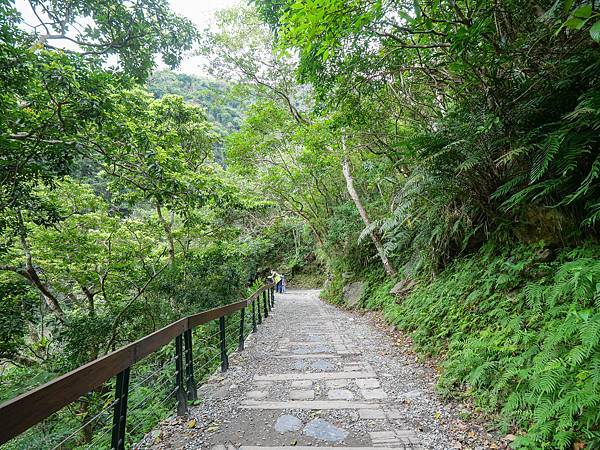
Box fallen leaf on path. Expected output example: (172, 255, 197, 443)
(187, 419, 196, 428)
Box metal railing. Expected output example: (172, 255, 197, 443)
(0, 282, 277, 449)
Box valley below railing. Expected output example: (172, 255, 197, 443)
(0, 281, 276, 449)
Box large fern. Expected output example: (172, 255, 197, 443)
(494, 52, 600, 228)
(367, 242, 600, 449)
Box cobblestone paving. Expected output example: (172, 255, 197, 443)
(138, 289, 504, 450)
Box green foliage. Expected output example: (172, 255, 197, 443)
(149, 241, 254, 315)
(254, 0, 600, 277)
(362, 275, 395, 311)
(0, 4, 279, 447)
(493, 50, 600, 227)
(375, 242, 600, 448)
(264, 217, 323, 282)
(24, 0, 198, 80)
(1, 0, 198, 236)
(208, 3, 600, 446)
(319, 272, 345, 305)
(147, 70, 247, 135)
(3, 0, 600, 448)
(0, 280, 35, 360)
(199, 5, 306, 124)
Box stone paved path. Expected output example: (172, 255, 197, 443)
(139, 289, 503, 450)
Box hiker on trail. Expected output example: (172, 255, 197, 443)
(271, 270, 283, 293)
(270, 270, 282, 292)
(281, 276, 287, 293)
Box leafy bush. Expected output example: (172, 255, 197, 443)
(376, 241, 600, 449)
(320, 271, 346, 305)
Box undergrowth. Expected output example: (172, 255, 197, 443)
(334, 240, 600, 449)
(288, 271, 326, 289)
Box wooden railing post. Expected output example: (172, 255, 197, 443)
(219, 317, 229, 372)
(271, 286, 275, 307)
(183, 329, 197, 401)
(111, 367, 130, 450)
(175, 335, 188, 415)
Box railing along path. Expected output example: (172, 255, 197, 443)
(0, 281, 277, 449)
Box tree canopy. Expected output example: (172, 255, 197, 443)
(2, 0, 600, 448)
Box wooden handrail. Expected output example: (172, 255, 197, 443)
(0, 282, 274, 445)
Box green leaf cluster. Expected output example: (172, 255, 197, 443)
(365, 242, 600, 448)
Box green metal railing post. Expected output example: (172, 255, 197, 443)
(263, 290, 268, 318)
(183, 329, 197, 401)
(175, 334, 188, 416)
(111, 367, 130, 450)
(238, 308, 246, 351)
(257, 296, 262, 324)
(251, 300, 257, 332)
(219, 317, 229, 372)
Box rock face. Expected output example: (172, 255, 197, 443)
(389, 279, 416, 301)
(342, 281, 367, 307)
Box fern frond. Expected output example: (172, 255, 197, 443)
(530, 132, 564, 182)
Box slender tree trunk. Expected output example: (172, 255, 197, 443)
(155, 202, 175, 264)
(104, 264, 168, 353)
(12, 210, 66, 321)
(10, 354, 38, 367)
(341, 133, 397, 277)
(82, 285, 99, 360)
(82, 286, 95, 318)
(79, 400, 93, 444)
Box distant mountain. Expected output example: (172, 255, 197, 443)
(147, 70, 245, 135)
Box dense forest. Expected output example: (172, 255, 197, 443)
(1, 0, 600, 448)
(147, 71, 248, 134)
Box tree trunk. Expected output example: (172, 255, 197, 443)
(341, 133, 397, 277)
(82, 285, 99, 360)
(156, 202, 175, 264)
(10, 354, 38, 367)
(13, 211, 66, 321)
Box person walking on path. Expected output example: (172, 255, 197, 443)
(271, 270, 283, 293)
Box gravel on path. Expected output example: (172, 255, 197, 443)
(136, 289, 508, 450)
